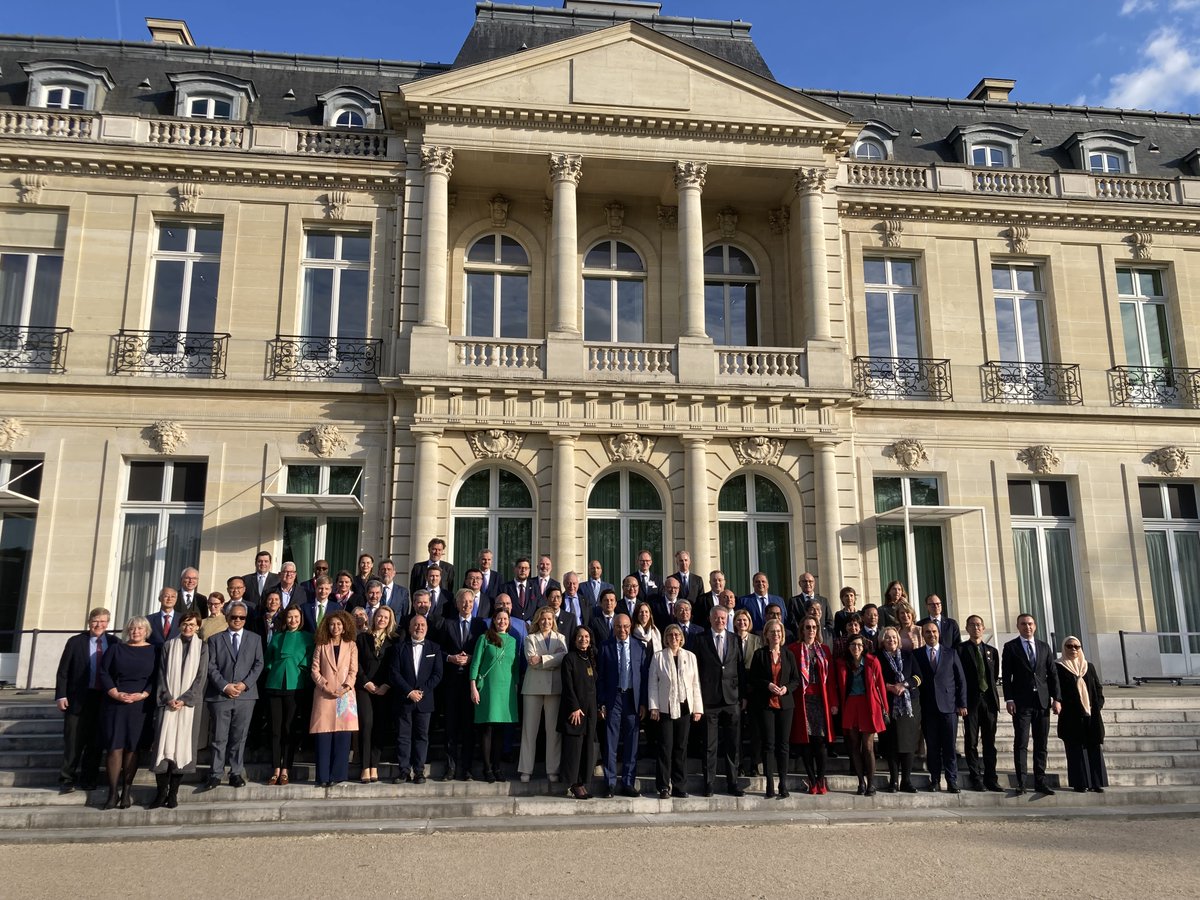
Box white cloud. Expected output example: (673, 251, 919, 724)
(1121, 0, 1157, 14)
(1104, 28, 1200, 109)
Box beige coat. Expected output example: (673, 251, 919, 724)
(521, 630, 568, 695)
(648, 648, 704, 720)
(309, 640, 359, 733)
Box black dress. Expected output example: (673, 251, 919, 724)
(1056, 661, 1108, 790)
(878, 649, 922, 755)
(100, 643, 159, 751)
(558, 650, 598, 787)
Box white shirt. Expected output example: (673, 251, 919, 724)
(411, 641, 425, 673)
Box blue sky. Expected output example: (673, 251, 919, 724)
(5, 1, 1200, 111)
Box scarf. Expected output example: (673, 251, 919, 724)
(659, 648, 689, 720)
(883, 650, 913, 718)
(1056, 638, 1091, 717)
(154, 636, 204, 771)
(798, 641, 825, 691)
(633, 624, 661, 656)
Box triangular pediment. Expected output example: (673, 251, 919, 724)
(394, 22, 856, 142)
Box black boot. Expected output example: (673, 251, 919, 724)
(165, 774, 184, 809)
(148, 774, 170, 809)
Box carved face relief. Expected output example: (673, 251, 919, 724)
(304, 424, 348, 458)
(1148, 446, 1190, 476)
(888, 438, 928, 471)
(148, 420, 188, 455)
(1017, 445, 1061, 475)
(0, 417, 27, 451)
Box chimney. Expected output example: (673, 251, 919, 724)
(145, 18, 196, 46)
(967, 78, 1016, 103)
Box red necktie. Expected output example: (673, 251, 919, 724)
(163, 615, 171, 638)
(518, 584, 525, 607)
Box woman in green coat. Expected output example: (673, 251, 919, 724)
(470, 608, 519, 782)
(263, 606, 314, 786)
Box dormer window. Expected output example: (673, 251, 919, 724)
(21, 59, 114, 111)
(854, 138, 886, 161)
(168, 72, 256, 121)
(972, 143, 1011, 167)
(317, 86, 380, 130)
(334, 109, 365, 129)
(1089, 151, 1128, 174)
(851, 120, 899, 162)
(949, 122, 1027, 169)
(1067, 130, 1142, 175)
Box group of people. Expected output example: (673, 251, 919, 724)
(53, 544, 1109, 809)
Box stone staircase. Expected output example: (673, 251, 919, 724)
(1, 689, 1198, 840)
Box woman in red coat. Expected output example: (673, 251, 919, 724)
(834, 634, 889, 796)
(787, 615, 836, 794)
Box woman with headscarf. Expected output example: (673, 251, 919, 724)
(149, 611, 207, 809)
(1055, 636, 1107, 793)
(559, 626, 598, 800)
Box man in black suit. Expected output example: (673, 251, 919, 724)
(399, 589, 434, 635)
(597, 613, 649, 798)
(670, 550, 704, 604)
(959, 614, 1004, 792)
(617, 575, 641, 620)
(627, 549, 660, 604)
(300, 577, 343, 633)
(224, 576, 259, 624)
(557, 572, 588, 635)
(788, 571, 831, 633)
(422, 565, 450, 618)
(390, 613, 443, 784)
(689, 606, 744, 797)
(375, 559, 409, 615)
(453, 568, 485, 619)
(500, 557, 538, 621)
(436, 589, 488, 780)
(204, 602, 264, 789)
(588, 589, 619, 646)
(54, 607, 112, 792)
(917, 594, 961, 648)
(914, 621, 968, 792)
(673, 599, 704, 641)
(243, 550, 280, 607)
(695, 570, 726, 622)
(1002, 612, 1061, 795)
(275, 562, 308, 611)
(650, 575, 684, 630)
(301, 560, 329, 599)
(177, 567, 206, 613)
(147, 588, 181, 646)
(533, 554, 561, 603)
(477, 549, 502, 604)
(409, 537, 455, 595)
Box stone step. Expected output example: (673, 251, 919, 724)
(0, 734, 64, 752)
(0, 719, 60, 735)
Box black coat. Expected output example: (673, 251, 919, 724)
(55, 631, 115, 708)
(747, 646, 801, 711)
(1002, 636, 1061, 709)
(558, 651, 598, 737)
(1055, 662, 1105, 746)
(958, 640, 1002, 710)
(355, 632, 395, 689)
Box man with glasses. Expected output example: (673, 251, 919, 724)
(1002, 612, 1061, 795)
(204, 601, 264, 789)
(302, 560, 330, 598)
(54, 607, 112, 793)
(958, 615, 1003, 792)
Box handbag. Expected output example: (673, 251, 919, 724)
(335, 689, 359, 729)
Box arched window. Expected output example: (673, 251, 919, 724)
(971, 142, 1011, 167)
(43, 85, 87, 110)
(334, 108, 365, 129)
(583, 240, 645, 342)
(718, 473, 792, 597)
(704, 245, 759, 346)
(464, 235, 530, 338)
(451, 468, 534, 578)
(1089, 150, 1128, 174)
(187, 95, 233, 120)
(587, 470, 664, 581)
(853, 138, 887, 161)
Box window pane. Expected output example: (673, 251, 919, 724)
(873, 477, 902, 514)
(329, 466, 361, 496)
(703, 247, 725, 275)
(876, 524, 907, 599)
(991, 266, 1011, 291)
(1018, 298, 1045, 362)
(627, 473, 661, 511)
(719, 476, 748, 513)
(342, 235, 370, 263)
(893, 293, 920, 358)
(1012, 527, 1048, 629)
(727, 247, 755, 275)
(1140, 483, 1165, 519)
(1145, 531, 1182, 654)
(115, 513, 159, 624)
(163, 513, 202, 602)
(628, 519, 663, 578)
(286, 465, 320, 494)
(149, 261, 186, 333)
(890, 260, 915, 287)
(185, 262, 219, 334)
(337, 269, 369, 338)
(325, 517, 360, 575)
(1138, 270, 1162, 297)
(1175, 532, 1200, 654)
(729, 284, 750, 346)
(29, 255, 62, 330)
(453, 517, 489, 576)
(753, 475, 787, 514)
(158, 227, 189, 253)
(306, 233, 336, 259)
(170, 462, 208, 503)
(303, 269, 334, 338)
(127, 462, 165, 501)
(583, 279, 611, 342)
(615, 281, 644, 343)
(613, 242, 642, 272)
(0, 514, 35, 652)
(1168, 484, 1198, 520)
(282, 516, 317, 580)
(866, 292, 892, 357)
(213, 99, 232, 120)
(498, 469, 532, 509)
(1045, 528, 1082, 643)
(0, 255, 27, 327)
(863, 258, 887, 285)
(467, 237, 495, 263)
(587, 519, 620, 588)
(995, 299, 1019, 360)
(466, 273, 495, 338)
(1120, 302, 1144, 366)
(1008, 480, 1035, 517)
(1116, 268, 1134, 295)
(584, 244, 611, 269)
(757, 521, 791, 598)
(498, 236, 528, 266)
(1014, 267, 1040, 293)
(7, 460, 42, 499)
(914, 526, 947, 606)
(1039, 481, 1071, 518)
(498, 274, 528, 339)
(705, 284, 727, 344)
(193, 226, 223, 255)
(1143, 304, 1172, 367)
(497, 517, 533, 579)
(908, 477, 940, 506)
(455, 470, 490, 508)
(719, 521, 750, 598)
(588, 472, 620, 509)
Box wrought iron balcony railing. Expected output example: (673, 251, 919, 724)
(852, 356, 953, 400)
(267, 335, 383, 380)
(980, 361, 1083, 405)
(0, 325, 72, 373)
(111, 330, 229, 378)
(1109, 365, 1200, 408)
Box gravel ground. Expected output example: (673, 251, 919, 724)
(6, 817, 1196, 899)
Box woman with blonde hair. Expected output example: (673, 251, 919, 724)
(750, 619, 800, 799)
(310, 610, 358, 788)
(648, 623, 704, 799)
(150, 611, 207, 809)
(99, 616, 159, 809)
(519, 605, 568, 783)
(894, 602, 922, 652)
(1055, 636, 1108, 793)
(355, 605, 398, 783)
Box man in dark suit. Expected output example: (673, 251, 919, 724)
(695, 570, 726, 623)
(500, 557, 538, 621)
(409, 537, 455, 595)
(399, 590, 434, 635)
(557, 572, 588, 635)
(689, 606, 744, 797)
(147, 587, 181, 646)
(300, 577, 343, 633)
(578, 559, 614, 612)
(376, 559, 410, 615)
(670, 550, 704, 604)
(917, 594, 961, 648)
(1002, 612, 1061, 795)
(224, 576, 259, 624)
(275, 562, 308, 611)
(737, 572, 785, 634)
(673, 599, 704, 641)
(301, 560, 329, 600)
(627, 549, 660, 604)
(54, 607, 112, 792)
(588, 589, 619, 647)
(204, 602, 264, 789)
(597, 613, 649, 798)
(390, 613, 443, 784)
(532, 554, 561, 603)
(914, 620, 968, 792)
(421, 566, 449, 618)
(452, 568, 485, 619)
(436, 588, 488, 780)
(243, 550, 280, 607)
(616, 575, 641, 620)
(177, 567, 206, 613)
(477, 550, 502, 604)
(649, 575, 684, 630)
(787, 571, 830, 632)
(959, 614, 1003, 792)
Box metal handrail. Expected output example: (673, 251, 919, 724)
(0, 629, 119, 691)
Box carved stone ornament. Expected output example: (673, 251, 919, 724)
(657, 205, 678, 230)
(175, 182, 202, 213)
(17, 175, 47, 205)
(489, 194, 510, 229)
(717, 206, 739, 238)
(325, 190, 351, 220)
(467, 429, 524, 461)
(1130, 231, 1154, 261)
(1148, 445, 1190, 476)
(1005, 224, 1030, 254)
(673, 160, 708, 191)
(880, 218, 903, 248)
(542, 198, 554, 222)
(1017, 444, 1061, 475)
(420, 145, 455, 177)
(604, 432, 655, 463)
(148, 420, 188, 455)
(793, 167, 827, 195)
(732, 436, 785, 467)
(767, 206, 790, 235)
(0, 417, 28, 452)
(887, 438, 928, 471)
(604, 201, 625, 234)
(303, 424, 348, 458)
(548, 152, 583, 185)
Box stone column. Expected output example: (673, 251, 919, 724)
(810, 436, 842, 589)
(794, 167, 831, 342)
(418, 146, 453, 329)
(682, 436, 712, 571)
(409, 428, 443, 568)
(549, 153, 582, 334)
(675, 161, 709, 340)
(550, 432, 578, 572)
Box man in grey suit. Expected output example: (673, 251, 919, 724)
(204, 602, 264, 789)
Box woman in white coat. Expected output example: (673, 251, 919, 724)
(648, 624, 704, 799)
(519, 606, 568, 783)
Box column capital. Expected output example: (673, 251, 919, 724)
(550, 430, 580, 443)
(680, 434, 711, 448)
(549, 152, 583, 185)
(420, 145, 455, 177)
(808, 433, 842, 449)
(793, 166, 828, 196)
(411, 426, 444, 440)
(674, 160, 708, 191)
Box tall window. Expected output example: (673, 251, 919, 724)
(1009, 479, 1083, 648)
(583, 240, 644, 342)
(993, 264, 1046, 364)
(1, 250, 62, 331)
(587, 471, 663, 581)
(148, 222, 221, 357)
(43, 86, 86, 110)
(187, 96, 232, 120)
(280, 464, 362, 579)
(114, 460, 206, 626)
(718, 474, 791, 598)
(1118, 267, 1172, 369)
(1141, 481, 1200, 671)
(302, 231, 370, 339)
(704, 245, 758, 346)
(451, 468, 534, 577)
(971, 143, 1010, 167)
(874, 476, 946, 606)
(864, 257, 920, 359)
(464, 235, 529, 338)
(0, 458, 41, 656)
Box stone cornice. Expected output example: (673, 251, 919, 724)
(839, 199, 1200, 235)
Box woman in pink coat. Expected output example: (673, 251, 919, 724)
(309, 610, 358, 787)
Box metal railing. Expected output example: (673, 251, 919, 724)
(0, 629, 101, 690)
(980, 360, 1083, 404)
(111, 330, 230, 378)
(0, 325, 72, 373)
(267, 335, 383, 380)
(1108, 365, 1200, 408)
(1118, 630, 1200, 685)
(852, 356, 953, 400)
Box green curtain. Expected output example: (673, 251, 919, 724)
(876, 524, 907, 598)
(754, 476, 787, 514)
(282, 516, 317, 581)
(1012, 528, 1048, 628)
(1174, 532, 1200, 654)
(286, 466, 319, 494)
(720, 521, 750, 597)
(914, 525, 947, 609)
(453, 516, 489, 577)
(164, 512, 202, 594)
(498, 470, 532, 508)
(587, 519, 620, 586)
(589, 473, 620, 509)
(497, 516, 532, 577)
(757, 521, 791, 599)
(455, 471, 489, 508)
(325, 517, 360, 575)
(1045, 528, 1082, 647)
(719, 477, 747, 512)
(329, 466, 361, 497)
(0, 515, 35, 652)
(628, 474, 662, 511)
(1146, 531, 1182, 654)
(628, 519, 663, 577)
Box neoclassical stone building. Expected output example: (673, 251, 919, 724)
(1, 2, 1198, 683)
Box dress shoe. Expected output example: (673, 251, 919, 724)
(864, 785, 877, 797)
(658, 789, 671, 800)
(671, 788, 688, 799)
(1034, 782, 1055, 796)
(439, 770, 455, 782)
(969, 777, 985, 792)
(985, 781, 1005, 793)
(777, 788, 789, 799)
(764, 787, 776, 799)
(1013, 786, 1027, 796)
(601, 784, 614, 799)
(927, 782, 941, 792)
(393, 776, 407, 785)
(455, 774, 472, 782)
(102, 790, 119, 810)
(413, 775, 427, 785)
(702, 786, 714, 798)
(484, 770, 496, 784)
(59, 783, 76, 795)
(617, 784, 639, 798)
(229, 774, 246, 788)
(202, 776, 222, 792)
(1091, 786, 1105, 793)
(807, 782, 820, 796)
(900, 781, 917, 794)
(946, 783, 960, 794)
(727, 785, 745, 798)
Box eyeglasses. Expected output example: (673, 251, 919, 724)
(1065, 643, 1081, 650)
(314, 566, 329, 571)
(228, 615, 247, 621)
